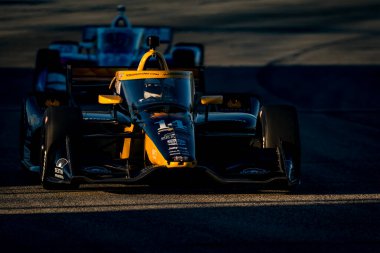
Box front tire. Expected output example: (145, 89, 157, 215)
(261, 105, 301, 188)
(19, 102, 27, 163)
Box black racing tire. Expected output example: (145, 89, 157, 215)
(19, 102, 26, 161)
(34, 48, 61, 72)
(172, 43, 204, 67)
(40, 106, 82, 190)
(261, 105, 301, 188)
(33, 49, 61, 91)
(19, 101, 30, 172)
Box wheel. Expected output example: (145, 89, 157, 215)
(40, 106, 82, 190)
(261, 105, 301, 187)
(19, 101, 32, 172)
(171, 43, 204, 67)
(19, 102, 26, 162)
(33, 49, 61, 91)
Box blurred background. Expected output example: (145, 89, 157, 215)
(1, 0, 379, 67)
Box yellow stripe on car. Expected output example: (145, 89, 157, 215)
(116, 70, 192, 80)
(120, 125, 134, 159)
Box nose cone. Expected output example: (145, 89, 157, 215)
(142, 112, 196, 168)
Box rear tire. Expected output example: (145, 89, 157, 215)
(40, 106, 82, 190)
(33, 49, 61, 91)
(19, 102, 34, 174)
(19, 102, 26, 163)
(261, 105, 301, 188)
(171, 43, 204, 67)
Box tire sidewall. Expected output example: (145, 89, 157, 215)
(260, 105, 301, 184)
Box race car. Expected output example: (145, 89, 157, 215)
(46, 5, 204, 68)
(20, 36, 301, 190)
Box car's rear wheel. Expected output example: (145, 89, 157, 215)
(40, 106, 82, 190)
(19, 101, 35, 174)
(171, 43, 204, 67)
(261, 105, 301, 188)
(34, 49, 61, 72)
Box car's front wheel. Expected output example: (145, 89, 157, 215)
(261, 105, 301, 188)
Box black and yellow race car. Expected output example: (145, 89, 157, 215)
(20, 36, 300, 190)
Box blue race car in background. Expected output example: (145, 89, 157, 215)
(46, 5, 204, 68)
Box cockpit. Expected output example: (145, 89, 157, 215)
(116, 71, 194, 114)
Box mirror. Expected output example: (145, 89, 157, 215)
(98, 94, 123, 104)
(200, 95, 223, 105)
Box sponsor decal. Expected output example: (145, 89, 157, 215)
(168, 146, 190, 156)
(55, 174, 64, 180)
(54, 158, 69, 180)
(117, 71, 191, 80)
(155, 119, 187, 132)
(167, 138, 186, 146)
(227, 99, 242, 109)
(56, 158, 69, 169)
(161, 133, 176, 141)
(173, 156, 189, 162)
(152, 117, 193, 161)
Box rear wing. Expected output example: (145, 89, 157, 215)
(82, 25, 173, 44)
(81, 25, 173, 54)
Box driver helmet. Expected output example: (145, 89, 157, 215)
(144, 78, 162, 99)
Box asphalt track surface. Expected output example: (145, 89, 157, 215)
(0, 66, 379, 253)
